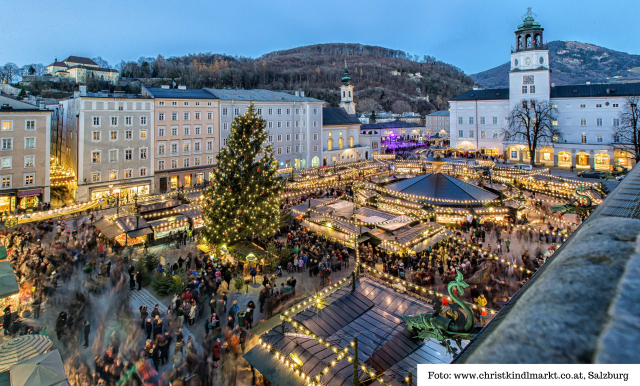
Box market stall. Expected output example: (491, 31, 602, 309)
(176, 205, 203, 229)
(148, 215, 190, 240)
(0, 261, 19, 315)
(95, 215, 152, 246)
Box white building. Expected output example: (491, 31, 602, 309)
(206, 89, 324, 169)
(59, 87, 154, 202)
(425, 110, 450, 139)
(450, 11, 640, 169)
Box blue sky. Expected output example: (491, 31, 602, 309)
(2, 0, 638, 75)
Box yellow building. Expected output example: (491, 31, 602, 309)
(46, 56, 119, 84)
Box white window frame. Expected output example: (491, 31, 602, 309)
(207, 125, 213, 134)
(92, 131, 101, 142)
(92, 117, 101, 127)
(195, 112, 201, 120)
(24, 137, 36, 149)
(125, 116, 133, 126)
(140, 147, 148, 160)
(183, 158, 190, 168)
(194, 126, 201, 135)
(140, 116, 148, 125)
(158, 113, 165, 121)
(0, 156, 11, 169)
(91, 172, 101, 182)
(194, 140, 201, 153)
(183, 112, 190, 121)
(171, 126, 178, 136)
(109, 170, 118, 181)
(0, 175, 11, 188)
(24, 155, 35, 168)
(206, 139, 214, 153)
(157, 143, 166, 156)
(183, 141, 191, 155)
(140, 129, 148, 140)
(183, 126, 190, 136)
(25, 120, 36, 131)
(110, 130, 118, 141)
(110, 116, 118, 126)
(124, 169, 133, 179)
(140, 167, 148, 177)
(171, 159, 178, 169)
(91, 150, 101, 164)
(109, 149, 118, 163)
(158, 101, 165, 106)
(23, 172, 35, 187)
(207, 155, 214, 165)
(222, 108, 228, 116)
(194, 157, 201, 166)
(157, 160, 165, 170)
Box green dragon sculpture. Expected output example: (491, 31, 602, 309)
(550, 185, 596, 215)
(402, 270, 481, 355)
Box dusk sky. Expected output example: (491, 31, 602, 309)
(3, 0, 639, 75)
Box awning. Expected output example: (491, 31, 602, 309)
(0, 335, 53, 373)
(93, 218, 124, 239)
(17, 190, 42, 198)
(357, 235, 371, 243)
(138, 199, 182, 214)
(10, 349, 69, 386)
(90, 180, 152, 192)
(197, 244, 210, 253)
(126, 228, 153, 238)
(243, 346, 303, 386)
(0, 246, 7, 260)
(0, 261, 19, 299)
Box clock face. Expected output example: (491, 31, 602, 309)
(525, 57, 531, 65)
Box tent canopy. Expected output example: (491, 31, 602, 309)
(10, 349, 68, 386)
(0, 261, 19, 299)
(0, 335, 53, 373)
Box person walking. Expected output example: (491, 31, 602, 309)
(3, 306, 11, 336)
(228, 300, 239, 322)
(129, 265, 136, 290)
(188, 303, 196, 326)
(83, 320, 90, 348)
(145, 318, 153, 340)
(136, 270, 142, 291)
(505, 239, 511, 253)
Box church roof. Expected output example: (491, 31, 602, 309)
(385, 173, 497, 202)
(63, 56, 98, 66)
(450, 88, 510, 101)
(322, 107, 361, 125)
(47, 61, 66, 68)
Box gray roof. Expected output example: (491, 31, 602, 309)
(205, 88, 322, 102)
(426, 110, 450, 117)
(322, 107, 363, 125)
(360, 119, 424, 130)
(142, 86, 219, 99)
(550, 83, 640, 98)
(385, 173, 498, 202)
(450, 88, 510, 101)
(66, 65, 118, 73)
(0, 96, 51, 112)
(63, 56, 98, 66)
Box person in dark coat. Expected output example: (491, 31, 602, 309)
(140, 305, 148, 329)
(158, 336, 169, 365)
(227, 315, 234, 330)
(136, 271, 142, 290)
(83, 320, 90, 348)
(258, 289, 267, 313)
(145, 318, 153, 340)
(151, 344, 160, 370)
(3, 306, 11, 336)
(151, 304, 160, 319)
(212, 339, 221, 368)
(153, 319, 163, 338)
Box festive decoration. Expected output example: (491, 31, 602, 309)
(200, 103, 283, 246)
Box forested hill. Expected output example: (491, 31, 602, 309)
(113, 43, 474, 114)
(471, 41, 640, 88)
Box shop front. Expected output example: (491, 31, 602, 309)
(90, 181, 151, 202)
(0, 192, 16, 214)
(18, 189, 42, 210)
(148, 215, 190, 240)
(576, 153, 590, 168)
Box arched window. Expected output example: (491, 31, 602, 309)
(349, 136, 354, 147)
(348, 91, 351, 98)
(338, 138, 344, 150)
(327, 138, 333, 151)
(526, 34, 532, 48)
(342, 91, 345, 98)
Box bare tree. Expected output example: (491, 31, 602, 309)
(391, 99, 412, 114)
(504, 99, 561, 166)
(2, 63, 20, 83)
(612, 96, 640, 164)
(356, 98, 382, 114)
(92, 57, 110, 69)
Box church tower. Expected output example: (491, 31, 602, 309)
(508, 9, 551, 109)
(339, 62, 356, 114)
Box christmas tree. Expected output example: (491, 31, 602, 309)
(201, 103, 283, 246)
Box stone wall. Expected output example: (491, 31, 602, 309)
(454, 166, 640, 364)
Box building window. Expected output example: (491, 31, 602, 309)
(480, 131, 486, 138)
(0, 157, 11, 169)
(25, 137, 35, 149)
(139, 129, 147, 139)
(206, 139, 214, 152)
(140, 148, 147, 159)
(109, 149, 118, 162)
(140, 167, 147, 177)
(552, 119, 558, 126)
(613, 119, 620, 127)
(125, 116, 132, 126)
(195, 126, 201, 135)
(183, 112, 190, 121)
(207, 155, 214, 165)
(234, 108, 240, 116)
(25, 120, 36, 130)
(313, 133, 318, 140)
(24, 156, 34, 168)
(159, 101, 165, 106)
(92, 132, 101, 141)
(256, 108, 262, 115)
(109, 171, 117, 181)
(92, 173, 100, 182)
(596, 118, 603, 126)
(92, 151, 100, 163)
(313, 108, 318, 114)
(457, 117, 462, 125)
(183, 101, 189, 106)
(597, 135, 603, 143)
(596, 104, 602, 108)
(277, 108, 282, 115)
(492, 131, 498, 138)
(276, 121, 282, 128)
(23, 173, 34, 186)
(184, 126, 190, 136)
(183, 158, 190, 168)
(580, 104, 586, 108)
(286, 146, 291, 154)
(480, 117, 485, 124)
(195, 112, 201, 120)
(207, 125, 213, 134)
(469, 130, 474, 138)
(171, 143, 178, 154)
(194, 141, 200, 152)
(277, 147, 282, 155)
(110, 131, 118, 141)
(530, 85, 535, 93)
(223, 139, 227, 146)
(158, 144, 165, 155)
(222, 108, 228, 116)
(613, 104, 619, 108)
(286, 134, 291, 141)
(580, 118, 587, 126)
(277, 134, 282, 142)
(458, 130, 464, 138)
(522, 86, 527, 94)
(223, 123, 228, 130)
(158, 160, 165, 170)
(140, 116, 147, 125)
(158, 113, 165, 121)
(581, 135, 587, 144)
(172, 101, 177, 106)
(1, 176, 11, 188)
(158, 127, 165, 137)
(286, 121, 291, 128)
(207, 112, 213, 120)
(171, 159, 177, 169)
(171, 113, 178, 121)
(171, 127, 178, 136)
(267, 121, 273, 129)
(93, 117, 101, 126)
(110, 117, 118, 126)
(125, 169, 132, 178)
(469, 117, 474, 124)
(268, 108, 273, 115)
(194, 157, 200, 166)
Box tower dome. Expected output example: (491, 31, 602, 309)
(514, 8, 544, 52)
(341, 61, 351, 86)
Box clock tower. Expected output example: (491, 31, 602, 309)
(508, 9, 550, 109)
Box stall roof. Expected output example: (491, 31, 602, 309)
(127, 228, 154, 238)
(147, 215, 188, 229)
(93, 217, 124, 239)
(115, 216, 150, 232)
(176, 205, 202, 219)
(0, 261, 19, 299)
(138, 199, 182, 214)
(245, 277, 440, 386)
(0, 246, 7, 260)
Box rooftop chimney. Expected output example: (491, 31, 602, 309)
(294, 91, 299, 97)
(39, 101, 45, 110)
(79, 85, 87, 96)
(161, 85, 170, 89)
(178, 85, 186, 90)
(300, 91, 304, 97)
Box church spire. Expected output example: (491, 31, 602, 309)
(341, 60, 351, 86)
